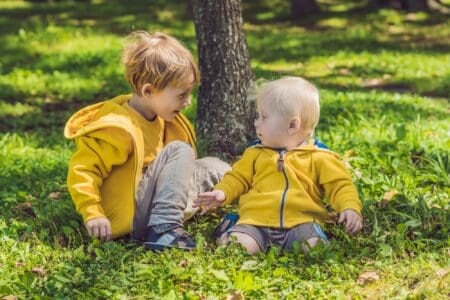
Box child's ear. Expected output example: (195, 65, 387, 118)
(288, 118, 301, 135)
(141, 83, 153, 97)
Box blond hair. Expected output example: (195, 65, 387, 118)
(257, 76, 320, 132)
(121, 31, 200, 95)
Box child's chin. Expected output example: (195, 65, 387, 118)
(162, 114, 177, 122)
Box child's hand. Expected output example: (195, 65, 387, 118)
(338, 209, 363, 235)
(85, 217, 112, 242)
(193, 190, 226, 215)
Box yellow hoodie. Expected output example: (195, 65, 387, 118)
(215, 139, 361, 228)
(64, 95, 196, 238)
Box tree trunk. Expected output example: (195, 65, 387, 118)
(374, 0, 391, 7)
(192, 0, 255, 161)
(401, 0, 429, 11)
(291, 0, 320, 19)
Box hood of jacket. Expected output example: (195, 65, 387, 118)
(64, 94, 136, 139)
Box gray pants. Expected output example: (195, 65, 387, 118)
(132, 141, 230, 241)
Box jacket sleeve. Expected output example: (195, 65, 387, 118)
(315, 152, 362, 214)
(67, 127, 132, 223)
(214, 148, 257, 205)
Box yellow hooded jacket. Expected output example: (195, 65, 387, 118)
(215, 139, 362, 228)
(64, 95, 196, 238)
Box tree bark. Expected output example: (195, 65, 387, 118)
(192, 0, 255, 161)
(374, 0, 391, 7)
(291, 0, 320, 19)
(401, 0, 429, 11)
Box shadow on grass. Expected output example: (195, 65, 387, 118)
(0, 0, 193, 36)
(0, 0, 448, 134)
(247, 29, 450, 66)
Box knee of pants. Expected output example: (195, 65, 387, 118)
(196, 157, 231, 175)
(165, 141, 195, 160)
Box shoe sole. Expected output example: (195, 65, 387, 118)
(143, 242, 195, 251)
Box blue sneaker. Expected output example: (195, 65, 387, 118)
(144, 225, 196, 251)
(212, 213, 239, 239)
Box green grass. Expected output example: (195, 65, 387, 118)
(0, 0, 449, 298)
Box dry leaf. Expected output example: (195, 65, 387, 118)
(226, 290, 244, 300)
(12, 202, 33, 211)
(338, 68, 352, 75)
(32, 267, 47, 277)
(178, 259, 188, 268)
(362, 78, 386, 87)
(436, 269, 448, 277)
(48, 192, 62, 200)
(15, 261, 25, 268)
(357, 271, 380, 285)
(353, 169, 363, 179)
(380, 189, 399, 208)
(2, 296, 18, 300)
(383, 190, 399, 201)
(343, 150, 356, 159)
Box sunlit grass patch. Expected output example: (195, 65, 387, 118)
(0, 0, 448, 298)
(0, 100, 37, 117)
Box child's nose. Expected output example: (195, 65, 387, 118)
(183, 96, 191, 107)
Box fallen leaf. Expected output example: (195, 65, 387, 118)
(211, 269, 229, 281)
(357, 271, 380, 285)
(362, 78, 386, 87)
(32, 267, 47, 277)
(2, 296, 18, 300)
(178, 259, 188, 268)
(380, 189, 399, 208)
(48, 192, 62, 200)
(12, 202, 35, 217)
(19, 232, 31, 242)
(226, 290, 244, 300)
(343, 150, 356, 159)
(15, 261, 25, 268)
(404, 13, 420, 21)
(383, 190, 399, 201)
(436, 269, 448, 277)
(338, 68, 352, 75)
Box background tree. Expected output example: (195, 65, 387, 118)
(372, 0, 430, 11)
(400, 0, 429, 11)
(191, 0, 255, 161)
(291, 0, 320, 19)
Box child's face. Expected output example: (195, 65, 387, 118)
(142, 74, 194, 121)
(254, 100, 291, 149)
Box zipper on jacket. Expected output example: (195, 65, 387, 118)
(278, 150, 289, 228)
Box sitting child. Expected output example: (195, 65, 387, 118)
(194, 76, 363, 254)
(65, 31, 230, 250)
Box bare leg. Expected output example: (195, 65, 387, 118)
(302, 237, 329, 253)
(219, 232, 261, 255)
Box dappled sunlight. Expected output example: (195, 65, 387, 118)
(0, 0, 448, 298)
(316, 17, 349, 29)
(0, 101, 38, 118)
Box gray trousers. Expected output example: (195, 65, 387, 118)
(132, 141, 230, 241)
